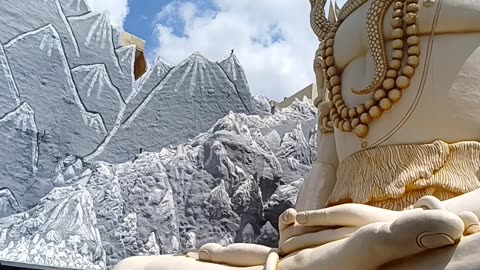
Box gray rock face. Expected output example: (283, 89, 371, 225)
(218, 55, 256, 114)
(0, 0, 319, 269)
(252, 94, 272, 116)
(68, 12, 132, 100)
(0, 44, 20, 116)
(0, 0, 257, 215)
(0, 185, 105, 269)
(0, 103, 39, 213)
(71, 64, 126, 131)
(124, 58, 171, 117)
(96, 52, 255, 163)
(0, 97, 317, 269)
(0, 189, 21, 218)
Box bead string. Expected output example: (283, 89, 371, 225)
(320, 0, 421, 138)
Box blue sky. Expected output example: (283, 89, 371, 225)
(123, 1, 173, 61)
(124, 0, 222, 63)
(87, 0, 347, 101)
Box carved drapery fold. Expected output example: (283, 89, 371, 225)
(328, 141, 480, 210)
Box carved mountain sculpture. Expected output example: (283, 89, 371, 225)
(0, 0, 320, 269)
(95, 52, 256, 163)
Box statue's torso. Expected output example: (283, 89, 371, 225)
(333, 0, 480, 161)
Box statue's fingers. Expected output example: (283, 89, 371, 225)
(458, 211, 480, 235)
(279, 208, 297, 231)
(414, 195, 446, 210)
(279, 226, 358, 255)
(302, 210, 464, 270)
(279, 224, 329, 248)
(295, 204, 400, 227)
(264, 251, 280, 270)
(342, 210, 464, 269)
(199, 243, 273, 267)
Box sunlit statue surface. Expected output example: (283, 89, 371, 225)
(114, 0, 480, 269)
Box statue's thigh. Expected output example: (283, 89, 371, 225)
(113, 255, 263, 270)
(383, 233, 480, 270)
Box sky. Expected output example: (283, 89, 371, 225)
(85, 0, 347, 101)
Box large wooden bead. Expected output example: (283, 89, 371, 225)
(407, 3, 419, 12)
(389, 60, 402, 70)
(335, 99, 345, 108)
(326, 56, 335, 66)
(407, 35, 419, 45)
(388, 89, 402, 103)
(330, 75, 341, 86)
(396, 76, 411, 89)
(394, 2, 404, 9)
(402, 65, 415, 78)
(392, 49, 404, 60)
(383, 78, 396, 90)
(405, 12, 417, 24)
(326, 47, 334, 56)
(408, 45, 420, 56)
(332, 85, 341, 95)
(392, 17, 403, 28)
(406, 25, 418, 36)
(321, 50, 326, 58)
(327, 66, 337, 77)
(356, 104, 366, 115)
(343, 121, 353, 132)
(393, 9, 404, 18)
(386, 69, 398, 78)
(326, 38, 335, 47)
(349, 108, 358, 118)
(392, 28, 404, 39)
(351, 118, 360, 128)
(365, 99, 376, 110)
(355, 124, 369, 138)
(408, 56, 420, 67)
(341, 107, 349, 119)
(369, 106, 383, 119)
(379, 98, 393, 111)
(332, 94, 342, 103)
(360, 113, 373, 124)
(392, 39, 404, 49)
(375, 89, 387, 101)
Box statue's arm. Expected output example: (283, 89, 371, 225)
(295, 129, 338, 211)
(443, 189, 480, 218)
(295, 47, 339, 212)
(296, 50, 338, 211)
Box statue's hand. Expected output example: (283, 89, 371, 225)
(415, 195, 480, 235)
(278, 204, 405, 255)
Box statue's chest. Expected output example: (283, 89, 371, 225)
(331, 1, 480, 161)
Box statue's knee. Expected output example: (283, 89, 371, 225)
(113, 256, 146, 270)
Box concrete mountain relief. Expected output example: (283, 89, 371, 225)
(0, 0, 317, 269)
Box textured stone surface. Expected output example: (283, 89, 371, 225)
(0, 1, 318, 269)
(96, 52, 255, 163)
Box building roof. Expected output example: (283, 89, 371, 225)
(121, 32, 148, 80)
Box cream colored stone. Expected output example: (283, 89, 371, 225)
(113, 0, 480, 269)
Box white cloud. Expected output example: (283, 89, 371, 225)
(84, 0, 129, 27)
(152, 0, 323, 101)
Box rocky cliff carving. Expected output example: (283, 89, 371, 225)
(0, 0, 318, 268)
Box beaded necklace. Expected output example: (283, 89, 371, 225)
(320, 0, 421, 138)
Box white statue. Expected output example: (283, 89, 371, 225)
(114, 0, 480, 269)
